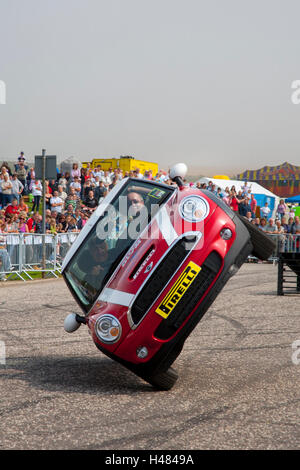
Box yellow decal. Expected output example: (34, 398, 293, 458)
(155, 261, 201, 319)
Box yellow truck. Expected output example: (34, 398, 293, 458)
(82, 156, 158, 176)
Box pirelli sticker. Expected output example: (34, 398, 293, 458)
(155, 261, 201, 319)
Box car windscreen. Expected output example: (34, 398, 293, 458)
(63, 179, 174, 312)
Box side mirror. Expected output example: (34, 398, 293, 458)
(64, 313, 81, 333)
(169, 163, 188, 188)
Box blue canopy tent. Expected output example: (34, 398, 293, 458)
(285, 194, 300, 203)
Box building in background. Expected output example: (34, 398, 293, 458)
(236, 162, 300, 198)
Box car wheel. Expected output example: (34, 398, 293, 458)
(236, 214, 276, 260)
(146, 367, 179, 391)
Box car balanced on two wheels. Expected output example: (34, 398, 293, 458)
(62, 164, 275, 390)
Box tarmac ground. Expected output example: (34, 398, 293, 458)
(0, 263, 299, 450)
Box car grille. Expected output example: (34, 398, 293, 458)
(130, 236, 198, 325)
(154, 251, 222, 340)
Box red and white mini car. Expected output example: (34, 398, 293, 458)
(62, 164, 275, 390)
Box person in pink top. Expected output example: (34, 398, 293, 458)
(18, 214, 29, 233)
(71, 163, 81, 181)
(250, 194, 257, 218)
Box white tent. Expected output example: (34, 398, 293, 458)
(197, 177, 281, 218)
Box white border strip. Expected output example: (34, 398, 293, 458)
(61, 178, 128, 271)
(99, 288, 134, 306)
(155, 206, 178, 246)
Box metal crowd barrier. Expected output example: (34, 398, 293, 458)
(0, 232, 79, 281)
(247, 233, 300, 263)
(0, 231, 299, 281)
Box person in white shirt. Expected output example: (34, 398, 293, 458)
(260, 202, 271, 220)
(93, 165, 104, 179)
(1, 173, 13, 207)
(50, 191, 64, 214)
(241, 181, 252, 195)
(69, 176, 81, 195)
(108, 167, 114, 179)
(31, 179, 43, 212)
(100, 171, 112, 186)
(57, 185, 67, 204)
(135, 168, 144, 179)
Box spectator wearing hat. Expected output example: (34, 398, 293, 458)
(15, 161, 27, 194)
(17, 151, 26, 163)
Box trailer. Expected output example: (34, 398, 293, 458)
(82, 156, 159, 176)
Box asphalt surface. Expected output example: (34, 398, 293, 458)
(0, 263, 299, 450)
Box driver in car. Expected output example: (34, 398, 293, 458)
(127, 191, 145, 217)
(77, 238, 110, 295)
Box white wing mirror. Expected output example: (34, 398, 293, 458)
(169, 163, 188, 187)
(169, 163, 188, 180)
(64, 313, 81, 333)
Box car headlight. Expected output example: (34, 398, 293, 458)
(179, 196, 210, 222)
(95, 315, 122, 344)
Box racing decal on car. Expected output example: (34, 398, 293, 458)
(121, 239, 142, 267)
(155, 206, 178, 246)
(99, 287, 134, 306)
(155, 261, 201, 319)
(148, 188, 166, 199)
(132, 249, 155, 279)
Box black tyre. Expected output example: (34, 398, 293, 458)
(145, 367, 178, 391)
(236, 214, 276, 260)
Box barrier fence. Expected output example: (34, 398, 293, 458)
(0, 232, 80, 281)
(0, 232, 299, 281)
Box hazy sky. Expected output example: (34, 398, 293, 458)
(1, 0, 300, 176)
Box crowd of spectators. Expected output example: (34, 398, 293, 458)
(0, 153, 299, 280)
(197, 180, 300, 236)
(0, 153, 177, 242)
